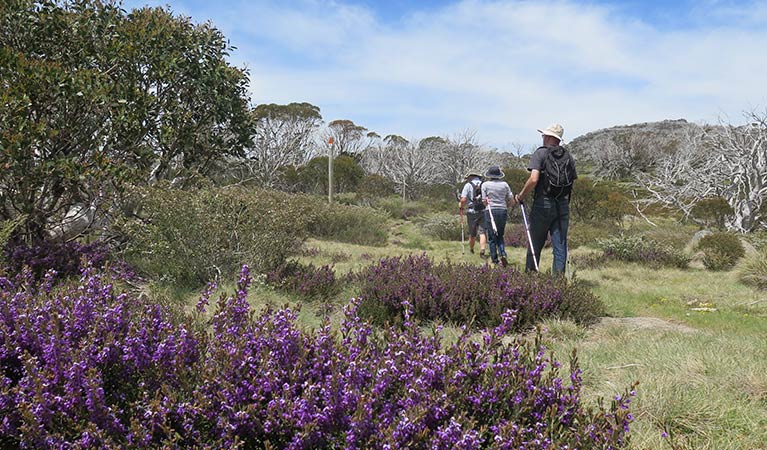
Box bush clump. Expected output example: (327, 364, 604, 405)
(355, 254, 605, 329)
(739, 250, 767, 289)
(691, 197, 733, 230)
(696, 232, 745, 271)
(504, 223, 551, 248)
(3, 239, 113, 279)
(421, 213, 462, 241)
(568, 221, 619, 250)
(265, 260, 340, 300)
(119, 185, 317, 284)
(375, 197, 429, 220)
(0, 266, 635, 448)
(599, 234, 690, 269)
(308, 203, 389, 246)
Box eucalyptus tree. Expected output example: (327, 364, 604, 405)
(231, 102, 322, 187)
(322, 119, 369, 156)
(0, 0, 251, 240)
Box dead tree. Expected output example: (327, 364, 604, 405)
(636, 110, 767, 232)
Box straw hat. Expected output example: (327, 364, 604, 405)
(464, 172, 482, 180)
(484, 166, 505, 179)
(537, 123, 565, 142)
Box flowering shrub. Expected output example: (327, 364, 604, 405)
(265, 260, 340, 300)
(0, 267, 201, 448)
(599, 234, 689, 269)
(3, 239, 118, 279)
(355, 255, 604, 329)
(0, 265, 634, 448)
(504, 223, 551, 248)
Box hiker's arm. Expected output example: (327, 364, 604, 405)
(459, 196, 468, 213)
(515, 170, 540, 203)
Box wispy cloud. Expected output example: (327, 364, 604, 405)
(121, 0, 767, 146)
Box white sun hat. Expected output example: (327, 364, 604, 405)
(537, 123, 565, 142)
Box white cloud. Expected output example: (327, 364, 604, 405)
(121, 0, 767, 146)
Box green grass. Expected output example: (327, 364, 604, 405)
(168, 215, 767, 449)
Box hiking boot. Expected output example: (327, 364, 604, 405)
(470, 247, 475, 254)
(480, 250, 487, 259)
(500, 256, 508, 267)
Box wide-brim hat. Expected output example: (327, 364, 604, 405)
(537, 123, 565, 142)
(464, 172, 482, 179)
(484, 165, 505, 179)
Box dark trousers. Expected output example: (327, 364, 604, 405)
(484, 208, 508, 264)
(526, 196, 570, 274)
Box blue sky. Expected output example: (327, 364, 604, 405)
(121, 0, 767, 148)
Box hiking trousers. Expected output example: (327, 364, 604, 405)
(526, 196, 570, 274)
(484, 207, 508, 264)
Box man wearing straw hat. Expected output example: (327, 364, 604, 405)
(513, 123, 577, 274)
(459, 172, 488, 258)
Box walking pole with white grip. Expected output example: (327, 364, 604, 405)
(518, 199, 539, 272)
(486, 195, 498, 234)
(459, 208, 465, 254)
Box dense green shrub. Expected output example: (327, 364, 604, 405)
(118, 185, 317, 284)
(503, 168, 531, 197)
(691, 197, 733, 230)
(738, 250, 767, 289)
(309, 203, 389, 246)
(356, 173, 396, 198)
(355, 254, 605, 329)
(570, 177, 633, 224)
(421, 213, 462, 241)
(697, 232, 744, 271)
(599, 234, 689, 269)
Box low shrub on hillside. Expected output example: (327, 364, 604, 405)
(422, 213, 462, 241)
(309, 203, 389, 246)
(0, 266, 635, 448)
(599, 234, 689, 269)
(355, 254, 605, 329)
(738, 250, 767, 289)
(118, 185, 316, 284)
(265, 260, 339, 300)
(696, 232, 745, 271)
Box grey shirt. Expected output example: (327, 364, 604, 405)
(481, 179, 513, 210)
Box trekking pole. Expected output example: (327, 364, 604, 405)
(459, 208, 465, 254)
(486, 197, 498, 234)
(518, 199, 539, 272)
